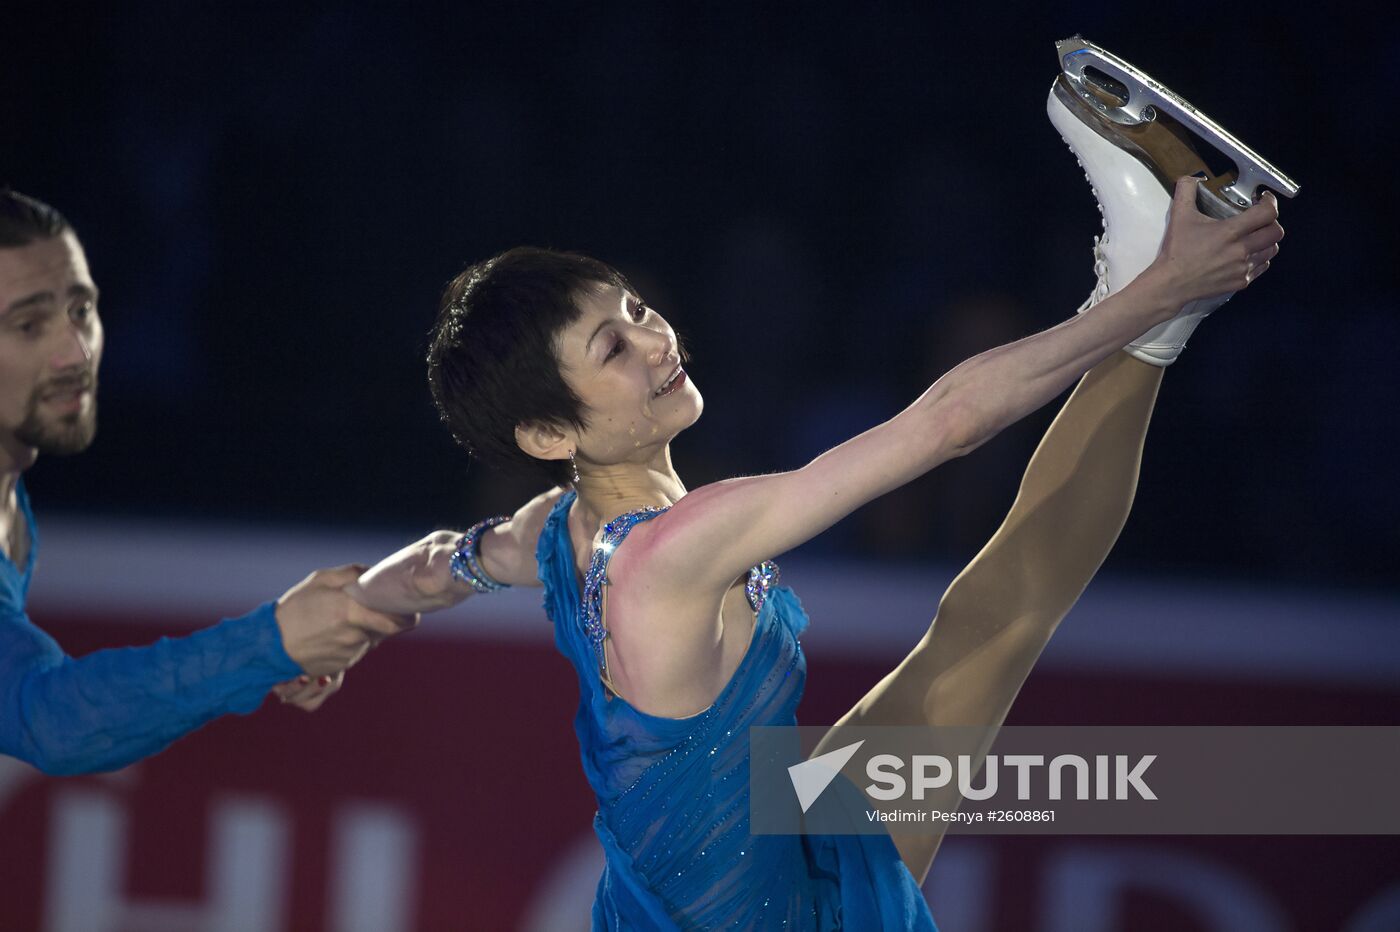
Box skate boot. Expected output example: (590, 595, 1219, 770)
(1047, 36, 1299, 366)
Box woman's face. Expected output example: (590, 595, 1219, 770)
(552, 281, 702, 467)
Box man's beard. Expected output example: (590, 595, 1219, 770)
(14, 377, 99, 456)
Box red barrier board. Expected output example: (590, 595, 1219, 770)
(2, 611, 1397, 932)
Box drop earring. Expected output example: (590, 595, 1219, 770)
(569, 449, 581, 486)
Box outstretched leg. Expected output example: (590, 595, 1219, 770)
(812, 348, 1163, 883)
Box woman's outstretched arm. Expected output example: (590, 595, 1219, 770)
(348, 486, 567, 614)
(645, 180, 1281, 596)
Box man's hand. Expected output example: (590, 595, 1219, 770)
(272, 671, 344, 712)
(275, 565, 418, 676)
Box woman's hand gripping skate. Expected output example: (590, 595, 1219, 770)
(1151, 176, 1284, 302)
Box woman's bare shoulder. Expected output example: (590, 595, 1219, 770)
(515, 485, 570, 526)
(484, 485, 570, 586)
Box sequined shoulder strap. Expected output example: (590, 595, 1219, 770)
(579, 507, 669, 681)
(745, 560, 780, 613)
(578, 507, 783, 685)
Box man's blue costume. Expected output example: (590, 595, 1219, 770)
(0, 480, 302, 774)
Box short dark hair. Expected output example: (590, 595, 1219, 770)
(0, 189, 71, 247)
(427, 246, 637, 487)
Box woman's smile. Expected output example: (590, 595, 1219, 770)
(654, 365, 686, 397)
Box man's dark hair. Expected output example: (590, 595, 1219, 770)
(427, 246, 637, 487)
(0, 189, 71, 247)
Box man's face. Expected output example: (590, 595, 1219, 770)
(0, 232, 104, 463)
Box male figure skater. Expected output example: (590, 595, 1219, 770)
(0, 189, 412, 776)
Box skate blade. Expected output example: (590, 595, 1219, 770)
(1053, 36, 1299, 215)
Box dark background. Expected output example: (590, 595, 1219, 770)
(5, 3, 1395, 591)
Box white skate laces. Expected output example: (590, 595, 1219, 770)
(1047, 37, 1298, 366)
(1075, 233, 1110, 316)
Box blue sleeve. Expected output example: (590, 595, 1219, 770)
(0, 602, 304, 776)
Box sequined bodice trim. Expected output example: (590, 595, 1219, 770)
(578, 505, 781, 680)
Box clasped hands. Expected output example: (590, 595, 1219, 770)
(269, 563, 422, 712)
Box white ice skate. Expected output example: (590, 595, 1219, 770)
(1047, 36, 1300, 366)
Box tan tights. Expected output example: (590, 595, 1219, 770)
(811, 350, 1164, 884)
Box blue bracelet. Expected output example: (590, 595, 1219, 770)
(450, 516, 512, 593)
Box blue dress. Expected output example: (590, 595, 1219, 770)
(536, 489, 938, 930)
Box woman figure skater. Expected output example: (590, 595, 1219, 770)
(352, 175, 1282, 929)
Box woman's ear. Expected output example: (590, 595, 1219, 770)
(514, 421, 572, 464)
